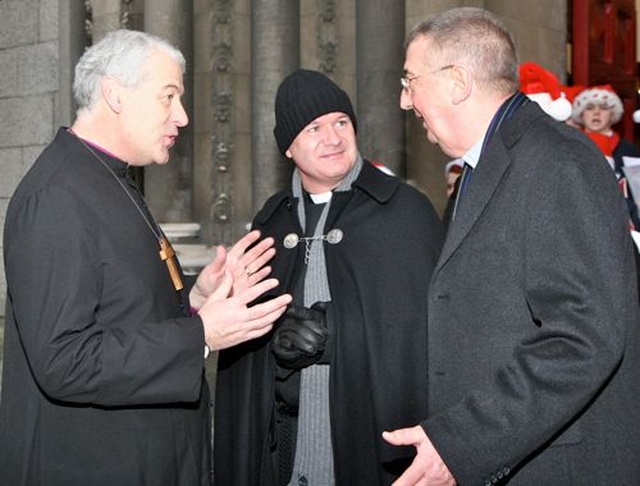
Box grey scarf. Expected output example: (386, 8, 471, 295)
(288, 154, 363, 486)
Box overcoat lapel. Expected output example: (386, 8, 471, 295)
(434, 140, 511, 274)
(433, 102, 538, 276)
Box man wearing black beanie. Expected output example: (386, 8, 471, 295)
(273, 69, 358, 155)
(215, 69, 444, 485)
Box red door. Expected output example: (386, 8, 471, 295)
(572, 0, 638, 141)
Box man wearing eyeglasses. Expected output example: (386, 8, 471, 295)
(384, 7, 640, 486)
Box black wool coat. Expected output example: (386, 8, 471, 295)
(214, 160, 444, 485)
(1, 129, 211, 486)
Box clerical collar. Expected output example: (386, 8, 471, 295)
(66, 127, 129, 177)
(309, 191, 332, 204)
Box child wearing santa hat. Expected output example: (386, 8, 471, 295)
(572, 84, 640, 229)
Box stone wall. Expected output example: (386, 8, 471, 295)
(1, 0, 60, 318)
(0, 0, 571, 320)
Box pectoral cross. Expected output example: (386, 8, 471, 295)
(159, 237, 184, 291)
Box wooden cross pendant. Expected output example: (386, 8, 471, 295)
(159, 237, 184, 291)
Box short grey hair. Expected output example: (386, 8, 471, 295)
(73, 29, 186, 113)
(405, 7, 519, 95)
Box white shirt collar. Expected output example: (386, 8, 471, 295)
(461, 133, 485, 170)
(309, 191, 332, 204)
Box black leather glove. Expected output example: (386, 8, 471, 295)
(272, 302, 329, 370)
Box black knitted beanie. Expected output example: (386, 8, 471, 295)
(273, 69, 357, 155)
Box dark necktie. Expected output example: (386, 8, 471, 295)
(449, 92, 529, 222)
(452, 163, 472, 220)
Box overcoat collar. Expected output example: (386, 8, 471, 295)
(254, 159, 400, 226)
(434, 100, 547, 274)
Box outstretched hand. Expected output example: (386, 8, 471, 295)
(382, 426, 456, 486)
(189, 230, 276, 310)
(189, 245, 228, 310)
(197, 271, 292, 351)
(225, 230, 276, 295)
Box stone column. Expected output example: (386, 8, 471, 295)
(58, 1, 89, 127)
(250, 0, 300, 212)
(89, 0, 124, 42)
(355, 0, 405, 176)
(143, 0, 195, 223)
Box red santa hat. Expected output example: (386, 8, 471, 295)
(571, 84, 624, 125)
(519, 61, 572, 122)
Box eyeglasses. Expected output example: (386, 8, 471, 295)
(401, 64, 455, 91)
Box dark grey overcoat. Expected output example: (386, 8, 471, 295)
(425, 101, 640, 485)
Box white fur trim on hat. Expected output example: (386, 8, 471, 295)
(571, 85, 623, 125)
(527, 92, 572, 122)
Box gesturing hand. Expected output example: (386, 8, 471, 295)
(226, 230, 277, 296)
(189, 230, 276, 310)
(189, 245, 228, 311)
(197, 270, 292, 351)
(382, 426, 456, 486)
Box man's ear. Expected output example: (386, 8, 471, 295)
(101, 77, 124, 114)
(450, 65, 472, 105)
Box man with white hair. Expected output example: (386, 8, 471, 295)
(0, 29, 291, 485)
